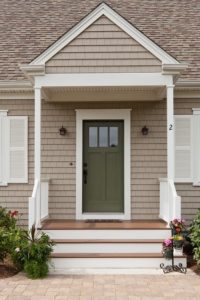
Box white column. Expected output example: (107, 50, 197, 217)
(167, 85, 175, 179)
(34, 87, 41, 227)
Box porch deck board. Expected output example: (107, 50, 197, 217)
(41, 219, 167, 230)
(51, 253, 186, 258)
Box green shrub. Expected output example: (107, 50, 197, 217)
(0, 207, 20, 263)
(189, 209, 200, 264)
(24, 260, 48, 279)
(16, 225, 54, 279)
(0, 207, 53, 279)
(0, 207, 18, 229)
(0, 228, 9, 262)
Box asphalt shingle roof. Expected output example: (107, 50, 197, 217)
(0, 0, 199, 81)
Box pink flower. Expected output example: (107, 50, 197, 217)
(163, 238, 172, 247)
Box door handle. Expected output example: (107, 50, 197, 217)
(83, 163, 88, 184)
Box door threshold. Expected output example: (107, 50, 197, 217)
(85, 219, 123, 223)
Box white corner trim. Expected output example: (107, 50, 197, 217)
(76, 109, 131, 220)
(30, 3, 178, 65)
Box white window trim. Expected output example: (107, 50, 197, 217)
(0, 110, 8, 186)
(174, 115, 193, 183)
(76, 109, 131, 220)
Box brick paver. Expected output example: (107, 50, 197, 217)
(0, 272, 199, 300)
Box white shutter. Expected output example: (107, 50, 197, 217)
(193, 109, 200, 186)
(8, 116, 28, 183)
(174, 116, 192, 182)
(0, 111, 8, 185)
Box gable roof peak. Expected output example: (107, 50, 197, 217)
(30, 1, 179, 66)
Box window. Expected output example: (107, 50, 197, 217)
(89, 126, 119, 148)
(174, 110, 200, 185)
(0, 112, 28, 186)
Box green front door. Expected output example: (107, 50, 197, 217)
(83, 121, 124, 213)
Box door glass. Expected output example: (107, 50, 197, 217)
(99, 127, 108, 147)
(89, 127, 98, 147)
(110, 127, 118, 147)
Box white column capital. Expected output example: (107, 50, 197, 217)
(166, 84, 175, 89)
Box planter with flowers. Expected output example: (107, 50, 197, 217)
(170, 218, 186, 236)
(160, 218, 187, 273)
(162, 238, 173, 260)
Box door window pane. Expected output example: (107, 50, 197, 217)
(99, 127, 108, 147)
(89, 127, 98, 147)
(109, 127, 118, 147)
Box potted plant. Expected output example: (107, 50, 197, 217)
(162, 238, 173, 260)
(173, 234, 184, 250)
(170, 218, 185, 235)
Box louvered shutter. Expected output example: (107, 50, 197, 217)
(8, 116, 28, 183)
(0, 111, 8, 185)
(174, 116, 192, 182)
(193, 110, 200, 186)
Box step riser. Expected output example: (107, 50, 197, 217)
(54, 243, 162, 253)
(44, 229, 170, 240)
(50, 257, 187, 269)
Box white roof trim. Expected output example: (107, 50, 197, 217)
(30, 3, 179, 66)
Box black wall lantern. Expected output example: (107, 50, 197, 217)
(59, 126, 67, 136)
(141, 126, 149, 136)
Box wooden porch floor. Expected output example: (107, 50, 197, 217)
(41, 219, 167, 230)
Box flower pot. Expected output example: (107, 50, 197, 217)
(163, 248, 173, 260)
(173, 240, 184, 250)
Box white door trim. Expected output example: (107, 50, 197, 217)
(76, 109, 131, 220)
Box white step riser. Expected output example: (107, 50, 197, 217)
(50, 257, 187, 269)
(54, 243, 162, 253)
(44, 229, 170, 240)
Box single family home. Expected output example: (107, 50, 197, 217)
(0, 0, 199, 270)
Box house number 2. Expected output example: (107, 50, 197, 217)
(169, 124, 173, 130)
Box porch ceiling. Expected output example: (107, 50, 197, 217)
(42, 86, 166, 102)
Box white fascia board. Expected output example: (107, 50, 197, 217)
(35, 73, 173, 88)
(30, 3, 178, 65)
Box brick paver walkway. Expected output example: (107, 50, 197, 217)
(0, 272, 200, 300)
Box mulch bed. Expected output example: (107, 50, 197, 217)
(0, 264, 18, 279)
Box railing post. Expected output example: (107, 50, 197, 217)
(35, 87, 41, 227)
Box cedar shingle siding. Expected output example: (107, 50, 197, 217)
(1, 99, 200, 225)
(46, 16, 161, 74)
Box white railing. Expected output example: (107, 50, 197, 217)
(41, 179, 49, 221)
(28, 178, 49, 230)
(159, 178, 181, 225)
(28, 178, 39, 230)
